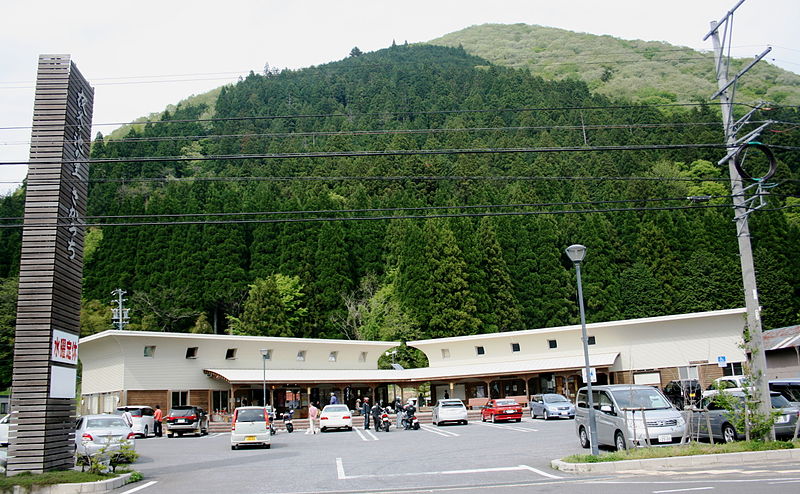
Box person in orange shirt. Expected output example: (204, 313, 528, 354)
(153, 405, 163, 437)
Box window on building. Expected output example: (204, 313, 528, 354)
(171, 391, 188, 407)
(441, 348, 451, 359)
(212, 390, 229, 412)
(143, 345, 156, 357)
(678, 366, 699, 380)
(475, 346, 485, 356)
(225, 348, 237, 360)
(296, 350, 306, 362)
(548, 340, 557, 349)
(329, 351, 338, 362)
(587, 336, 596, 345)
(723, 362, 744, 376)
(185, 347, 198, 359)
(511, 342, 520, 352)
(359, 351, 367, 363)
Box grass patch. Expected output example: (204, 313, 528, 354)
(563, 440, 796, 463)
(0, 470, 117, 490)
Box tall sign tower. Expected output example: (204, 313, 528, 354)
(7, 55, 93, 473)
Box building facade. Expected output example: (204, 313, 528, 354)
(79, 308, 748, 417)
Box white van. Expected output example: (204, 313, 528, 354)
(231, 406, 271, 450)
(115, 405, 155, 438)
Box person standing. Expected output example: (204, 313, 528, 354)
(306, 402, 319, 434)
(121, 409, 133, 428)
(394, 397, 403, 428)
(330, 392, 338, 405)
(153, 405, 163, 437)
(361, 397, 371, 430)
(371, 401, 383, 431)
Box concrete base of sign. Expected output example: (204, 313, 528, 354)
(5, 473, 134, 494)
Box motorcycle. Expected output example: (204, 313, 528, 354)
(268, 409, 277, 435)
(402, 407, 420, 430)
(381, 408, 391, 432)
(283, 409, 294, 433)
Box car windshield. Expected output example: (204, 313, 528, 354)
(236, 409, 265, 422)
(544, 394, 569, 403)
(86, 418, 128, 428)
(440, 401, 464, 408)
(611, 388, 671, 410)
(495, 399, 517, 406)
(323, 405, 349, 413)
(771, 394, 792, 408)
(169, 408, 195, 417)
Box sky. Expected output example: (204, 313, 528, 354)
(1, 0, 798, 195)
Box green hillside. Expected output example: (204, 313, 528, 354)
(429, 24, 800, 106)
(0, 43, 798, 382)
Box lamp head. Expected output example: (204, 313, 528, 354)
(260, 348, 269, 358)
(565, 244, 587, 263)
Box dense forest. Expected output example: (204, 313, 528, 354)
(0, 43, 798, 383)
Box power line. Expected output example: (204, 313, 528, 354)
(0, 203, 735, 229)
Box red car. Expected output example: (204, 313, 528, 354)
(481, 399, 523, 423)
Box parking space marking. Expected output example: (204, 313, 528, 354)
(421, 425, 459, 437)
(353, 427, 379, 441)
(120, 480, 158, 493)
(334, 459, 558, 480)
(476, 422, 537, 433)
(652, 488, 714, 493)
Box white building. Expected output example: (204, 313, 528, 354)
(79, 308, 747, 417)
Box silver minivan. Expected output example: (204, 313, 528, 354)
(230, 406, 271, 450)
(575, 384, 686, 450)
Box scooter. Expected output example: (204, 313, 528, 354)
(283, 409, 294, 433)
(381, 408, 391, 432)
(402, 407, 420, 430)
(269, 410, 277, 435)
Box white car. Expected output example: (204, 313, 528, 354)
(320, 404, 352, 432)
(75, 414, 136, 457)
(231, 406, 271, 450)
(0, 414, 9, 446)
(431, 399, 468, 426)
(115, 406, 156, 438)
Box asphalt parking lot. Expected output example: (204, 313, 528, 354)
(127, 416, 585, 493)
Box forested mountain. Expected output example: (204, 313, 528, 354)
(429, 24, 800, 106)
(0, 43, 798, 376)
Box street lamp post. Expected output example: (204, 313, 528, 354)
(566, 244, 599, 456)
(260, 349, 269, 407)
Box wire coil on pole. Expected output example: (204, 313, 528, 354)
(733, 141, 777, 181)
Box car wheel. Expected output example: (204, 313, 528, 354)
(531, 409, 537, 419)
(321, 427, 327, 433)
(515, 418, 521, 423)
(347, 426, 353, 431)
(614, 431, 627, 451)
(167, 433, 174, 438)
(722, 424, 738, 443)
(579, 426, 590, 449)
(143, 426, 149, 438)
(231, 444, 238, 450)
(264, 444, 271, 449)
(481, 414, 486, 422)
(543, 410, 549, 420)
(491, 414, 497, 423)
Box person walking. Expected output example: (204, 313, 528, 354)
(121, 409, 133, 428)
(330, 392, 338, 405)
(371, 401, 383, 431)
(306, 402, 319, 434)
(153, 405, 163, 437)
(361, 397, 371, 430)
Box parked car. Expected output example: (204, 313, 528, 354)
(320, 404, 352, 432)
(481, 399, 523, 423)
(230, 406, 271, 450)
(165, 405, 209, 437)
(576, 384, 686, 451)
(663, 379, 702, 410)
(431, 399, 468, 426)
(0, 414, 8, 446)
(115, 405, 155, 438)
(769, 379, 800, 408)
(530, 394, 575, 420)
(75, 414, 136, 457)
(693, 390, 799, 442)
(703, 376, 748, 397)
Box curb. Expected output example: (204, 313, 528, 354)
(9, 473, 133, 494)
(551, 448, 800, 473)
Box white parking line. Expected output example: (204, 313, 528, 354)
(476, 422, 537, 433)
(335, 458, 559, 480)
(120, 481, 158, 493)
(652, 488, 714, 493)
(420, 425, 459, 437)
(353, 427, 379, 441)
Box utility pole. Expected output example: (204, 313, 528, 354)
(705, 1, 774, 438)
(111, 288, 130, 331)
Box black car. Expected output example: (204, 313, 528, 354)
(165, 405, 209, 437)
(663, 379, 702, 410)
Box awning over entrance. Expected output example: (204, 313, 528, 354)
(205, 352, 620, 384)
